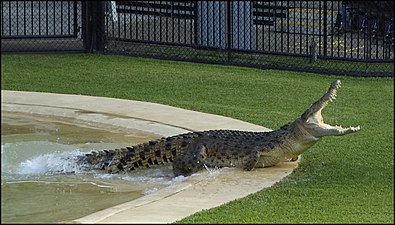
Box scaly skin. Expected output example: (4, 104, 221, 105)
(80, 80, 360, 176)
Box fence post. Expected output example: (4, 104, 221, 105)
(194, 1, 198, 48)
(323, 1, 328, 58)
(95, 1, 106, 52)
(226, 0, 232, 62)
(83, 1, 105, 53)
(82, 1, 92, 52)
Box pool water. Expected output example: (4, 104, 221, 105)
(1, 112, 184, 223)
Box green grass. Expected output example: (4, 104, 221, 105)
(1, 53, 393, 223)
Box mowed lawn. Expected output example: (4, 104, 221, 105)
(1, 54, 393, 223)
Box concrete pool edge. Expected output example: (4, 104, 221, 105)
(1, 90, 299, 224)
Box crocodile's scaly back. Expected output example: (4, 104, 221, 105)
(82, 129, 291, 176)
(80, 80, 360, 176)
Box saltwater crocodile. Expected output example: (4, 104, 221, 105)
(81, 80, 360, 176)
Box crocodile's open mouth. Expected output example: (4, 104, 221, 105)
(302, 80, 360, 137)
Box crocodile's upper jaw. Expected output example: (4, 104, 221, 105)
(299, 80, 360, 138)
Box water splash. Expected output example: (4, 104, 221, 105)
(1, 141, 83, 176)
(16, 150, 88, 175)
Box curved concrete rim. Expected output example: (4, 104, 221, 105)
(1, 90, 299, 224)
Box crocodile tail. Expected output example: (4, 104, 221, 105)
(81, 148, 120, 171)
(81, 132, 196, 173)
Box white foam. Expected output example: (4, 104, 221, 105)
(144, 187, 159, 195)
(16, 150, 87, 175)
(171, 175, 188, 184)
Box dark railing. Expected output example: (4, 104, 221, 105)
(1, 1, 80, 39)
(1, 1, 393, 76)
(1, 1, 84, 52)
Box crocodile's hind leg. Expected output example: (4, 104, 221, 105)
(173, 143, 207, 176)
(243, 150, 260, 171)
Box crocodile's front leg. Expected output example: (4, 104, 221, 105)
(173, 143, 208, 176)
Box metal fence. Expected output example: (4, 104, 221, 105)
(1, 1, 394, 77)
(1, 1, 85, 52)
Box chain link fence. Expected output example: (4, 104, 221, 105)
(1, 1, 394, 76)
(1, 1, 86, 52)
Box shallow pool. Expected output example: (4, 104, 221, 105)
(1, 112, 184, 223)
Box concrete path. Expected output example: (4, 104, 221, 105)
(1, 90, 299, 224)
